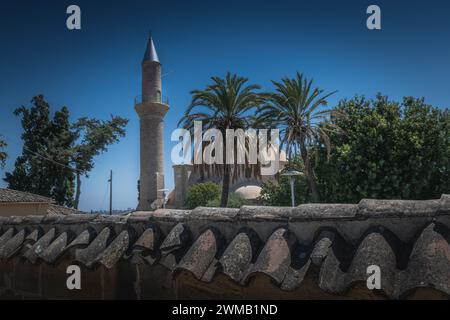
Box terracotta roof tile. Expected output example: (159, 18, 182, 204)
(0, 229, 25, 259)
(0, 188, 53, 203)
(0, 194, 449, 298)
(40, 232, 70, 263)
(219, 232, 255, 282)
(46, 204, 81, 215)
(75, 227, 111, 267)
(176, 229, 219, 280)
(23, 228, 56, 263)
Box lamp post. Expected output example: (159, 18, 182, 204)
(158, 188, 169, 208)
(281, 170, 303, 207)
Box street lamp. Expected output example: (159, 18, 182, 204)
(281, 170, 303, 207)
(158, 188, 169, 208)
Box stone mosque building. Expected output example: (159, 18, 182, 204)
(135, 36, 286, 210)
(1, 37, 449, 301)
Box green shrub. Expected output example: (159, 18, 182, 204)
(259, 176, 309, 206)
(205, 198, 220, 207)
(185, 182, 221, 209)
(259, 157, 309, 206)
(315, 95, 450, 202)
(260, 95, 450, 205)
(205, 193, 247, 208)
(226, 193, 247, 208)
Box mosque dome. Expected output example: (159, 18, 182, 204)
(234, 185, 262, 200)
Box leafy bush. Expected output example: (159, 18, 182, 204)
(206, 193, 248, 208)
(259, 156, 309, 206)
(315, 95, 450, 202)
(259, 178, 307, 206)
(260, 95, 450, 205)
(185, 182, 221, 209)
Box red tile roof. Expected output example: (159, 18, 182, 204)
(0, 188, 54, 203)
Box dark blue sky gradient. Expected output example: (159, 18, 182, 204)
(1, 0, 449, 211)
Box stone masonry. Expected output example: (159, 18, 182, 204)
(135, 36, 168, 210)
(0, 195, 449, 299)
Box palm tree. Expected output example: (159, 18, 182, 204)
(178, 72, 263, 207)
(0, 135, 7, 168)
(258, 72, 343, 202)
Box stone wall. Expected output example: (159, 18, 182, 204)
(0, 195, 449, 299)
(0, 203, 49, 217)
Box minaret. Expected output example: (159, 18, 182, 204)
(135, 36, 169, 210)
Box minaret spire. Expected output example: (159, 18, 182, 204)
(142, 35, 159, 63)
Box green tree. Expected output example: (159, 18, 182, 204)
(185, 182, 221, 209)
(179, 72, 263, 207)
(0, 136, 7, 168)
(258, 72, 342, 202)
(71, 117, 128, 209)
(205, 192, 247, 208)
(4, 95, 76, 206)
(4, 95, 128, 208)
(315, 94, 450, 202)
(259, 156, 309, 206)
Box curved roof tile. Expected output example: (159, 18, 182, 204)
(75, 227, 112, 267)
(23, 228, 56, 263)
(40, 231, 70, 263)
(0, 228, 25, 259)
(0, 195, 448, 298)
(247, 228, 295, 285)
(176, 229, 218, 280)
(219, 232, 254, 282)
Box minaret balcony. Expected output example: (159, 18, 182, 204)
(135, 94, 169, 106)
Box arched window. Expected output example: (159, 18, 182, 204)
(157, 90, 162, 102)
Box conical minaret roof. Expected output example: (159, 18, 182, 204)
(142, 36, 159, 63)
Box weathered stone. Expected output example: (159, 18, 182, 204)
(0, 195, 449, 299)
(133, 227, 158, 251)
(176, 229, 218, 280)
(66, 228, 95, 250)
(0, 228, 14, 248)
(189, 207, 238, 222)
(40, 232, 69, 263)
(25, 228, 41, 243)
(98, 230, 130, 269)
(292, 204, 357, 221)
(159, 223, 189, 254)
(358, 198, 441, 218)
(75, 227, 111, 267)
(281, 261, 311, 291)
(238, 206, 293, 222)
(0, 229, 25, 259)
(247, 228, 295, 285)
(310, 231, 334, 266)
(23, 228, 56, 263)
(397, 223, 450, 297)
(219, 232, 254, 282)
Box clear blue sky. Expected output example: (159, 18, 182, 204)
(1, 0, 449, 211)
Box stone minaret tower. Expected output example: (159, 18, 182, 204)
(135, 36, 169, 210)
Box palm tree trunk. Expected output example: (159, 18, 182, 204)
(220, 164, 230, 207)
(300, 143, 319, 202)
(74, 172, 81, 209)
